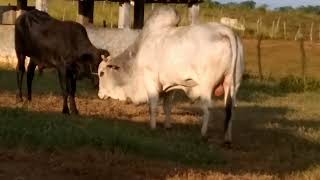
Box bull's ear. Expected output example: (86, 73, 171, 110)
(107, 64, 120, 70)
(102, 55, 112, 62)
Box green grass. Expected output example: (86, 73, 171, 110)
(0, 67, 320, 178)
(0, 106, 223, 167)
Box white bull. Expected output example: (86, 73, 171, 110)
(98, 7, 244, 145)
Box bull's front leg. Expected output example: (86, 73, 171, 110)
(145, 75, 160, 129)
(163, 91, 175, 129)
(57, 68, 69, 114)
(26, 60, 36, 101)
(149, 95, 159, 129)
(16, 53, 26, 102)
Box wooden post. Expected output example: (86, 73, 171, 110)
(257, 34, 263, 81)
(118, 2, 130, 29)
(310, 22, 314, 42)
(110, 3, 113, 28)
(78, 0, 94, 25)
(2, 10, 16, 24)
(35, 0, 48, 12)
(295, 24, 302, 41)
(319, 24, 320, 41)
(133, 0, 144, 29)
(298, 35, 306, 86)
(256, 17, 262, 35)
(275, 17, 281, 38)
(16, 0, 27, 17)
(270, 20, 275, 39)
(188, 3, 200, 25)
(17, 0, 27, 10)
(62, 7, 66, 21)
(283, 21, 287, 40)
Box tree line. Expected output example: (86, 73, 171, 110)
(206, 1, 320, 15)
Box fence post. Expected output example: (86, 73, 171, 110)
(298, 34, 306, 80)
(270, 20, 275, 39)
(118, 2, 131, 29)
(319, 24, 320, 41)
(256, 18, 263, 80)
(283, 21, 287, 40)
(295, 24, 302, 41)
(310, 22, 314, 42)
(275, 17, 281, 38)
(257, 34, 263, 80)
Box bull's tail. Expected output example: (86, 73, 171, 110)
(221, 28, 243, 146)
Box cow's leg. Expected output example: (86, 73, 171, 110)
(67, 70, 78, 115)
(149, 94, 159, 129)
(26, 60, 36, 101)
(16, 53, 26, 102)
(57, 68, 69, 114)
(200, 97, 212, 137)
(224, 87, 233, 146)
(163, 91, 175, 129)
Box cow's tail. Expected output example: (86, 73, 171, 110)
(222, 28, 239, 108)
(221, 27, 242, 145)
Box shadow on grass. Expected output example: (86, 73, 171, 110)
(0, 106, 223, 168)
(238, 74, 320, 102)
(0, 68, 97, 97)
(177, 104, 320, 176)
(0, 103, 320, 177)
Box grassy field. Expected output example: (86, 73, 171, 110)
(0, 38, 319, 179)
(0, 1, 320, 178)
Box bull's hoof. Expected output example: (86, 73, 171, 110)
(222, 141, 232, 149)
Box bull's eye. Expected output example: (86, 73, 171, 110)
(99, 71, 104, 77)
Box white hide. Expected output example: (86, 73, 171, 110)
(98, 7, 245, 141)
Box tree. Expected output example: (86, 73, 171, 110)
(240, 1, 256, 9)
(257, 4, 268, 13)
(277, 6, 294, 12)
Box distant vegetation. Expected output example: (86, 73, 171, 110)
(0, 0, 319, 39)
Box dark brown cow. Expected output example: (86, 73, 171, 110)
(15, 9, 109, 114)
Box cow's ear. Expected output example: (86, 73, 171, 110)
(102, 55, 111, 62)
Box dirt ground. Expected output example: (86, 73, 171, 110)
(0, 40, 319, 179)
(0, 91, 274, 180)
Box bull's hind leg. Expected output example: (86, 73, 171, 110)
(16, 53, 26, 102)
(27, 60, 37, 101)
(224, 85, 233, 147)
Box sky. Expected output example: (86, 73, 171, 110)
(216, 0, 319, 9)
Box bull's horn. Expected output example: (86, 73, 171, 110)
(91, 72, 99, 76)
